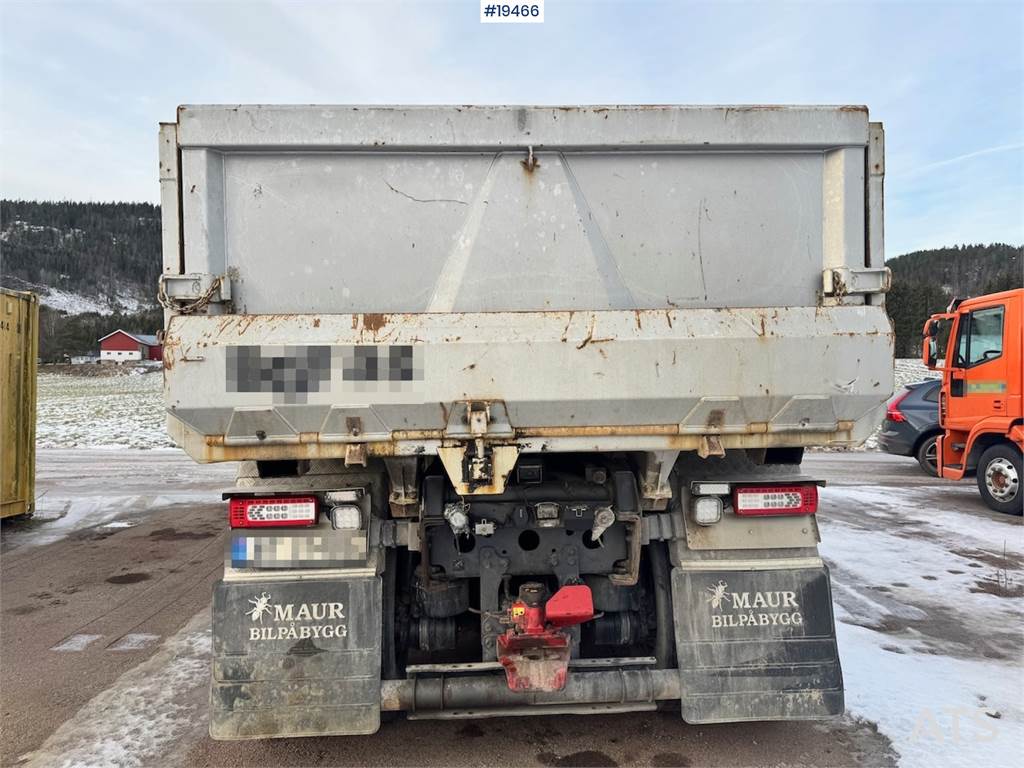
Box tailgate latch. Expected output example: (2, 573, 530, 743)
(158, 272, 233, 314)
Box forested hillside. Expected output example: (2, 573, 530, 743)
(1, 199, 160, 311)
(1, 200, 163, 360)
(0, 199, 1020, 360)
(886, 243, 1022, 356)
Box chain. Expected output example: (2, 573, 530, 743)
(157, 275, 224, 315)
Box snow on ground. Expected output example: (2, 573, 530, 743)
(38, 286, 148, 314)
(37, 286, 114, 314)
(23, 609, 212, 768)
(819, 485, 1023, 768)
(2, 275, 149, 315)
(36, 371, 172, 449)
(12, 486, 213, 550)
(894, 358, 941, 388)
(3, 449, 234, 551)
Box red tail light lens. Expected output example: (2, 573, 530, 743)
(886, 388, 910, 423)
(228, 496, 318, 528)
(733, 485, 818, 516)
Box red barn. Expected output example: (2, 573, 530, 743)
(98, 330, 162, 363)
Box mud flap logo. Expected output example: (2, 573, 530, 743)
(706, 580, 804, 628)
(244, 592, 349, 641)
(246, 592, 274, 622)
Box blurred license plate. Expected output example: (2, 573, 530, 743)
(229, 530, 369, 568)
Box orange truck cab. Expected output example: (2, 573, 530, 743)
(923, 288, 1023, 514)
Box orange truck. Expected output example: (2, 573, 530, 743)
(923, 288, 1023, 514)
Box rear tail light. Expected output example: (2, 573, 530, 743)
(733, 485, 818, 516)
(228, 496, 318, 528)
(330, 504, 362, 530)
(886, 388, 910, 423)
(692, 496, 723, 525)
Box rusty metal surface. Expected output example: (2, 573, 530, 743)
(163, 305, 892, 464)
(161, 105, 892, 466)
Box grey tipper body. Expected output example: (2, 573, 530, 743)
(159, 105, 892, 738)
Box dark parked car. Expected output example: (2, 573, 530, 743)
(878, 379, 942, 475)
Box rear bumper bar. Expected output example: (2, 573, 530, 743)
(382, 663, 680, 718)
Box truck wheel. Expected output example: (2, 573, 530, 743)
(915, 435, 939, 477)
(976, 444, 1023, 515)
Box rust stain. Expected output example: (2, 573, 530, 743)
(162, 337, 180, 371)
(235, 315, 256, 336)
(361, 313, 389, 332)
(313, 318, 321, 328)
(190, 422, 857, 463)
(560, 311, 576, 343)
(706, 409, 726, 429)
(576, 318, 595, 349)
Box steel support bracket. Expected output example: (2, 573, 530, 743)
(822, 266, 891, 298)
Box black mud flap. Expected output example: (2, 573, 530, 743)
(211, 576, 382, 739)
(672, 566, 843, 723)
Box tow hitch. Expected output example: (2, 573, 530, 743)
(497, 582, 594, 692)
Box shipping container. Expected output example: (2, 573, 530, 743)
(1, 288, 39, 519)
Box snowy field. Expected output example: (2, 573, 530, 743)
(36, 370, 172, 449)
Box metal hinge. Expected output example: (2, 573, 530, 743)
(823, 266, 891, 298)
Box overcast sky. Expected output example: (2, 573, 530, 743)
(1, 0, 1021, 256)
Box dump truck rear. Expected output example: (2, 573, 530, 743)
(158, 105, 893, 737)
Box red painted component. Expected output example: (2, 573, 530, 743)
(544, 584, 595, 627)
(228, 496, 318, 528)
(497, 583, 595, 692)
(886, 388, 910, 423)
(733, 484, 818, 516)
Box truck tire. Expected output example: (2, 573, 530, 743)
(915, 435, 939, 477)
(976, 444, 1023, 515)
